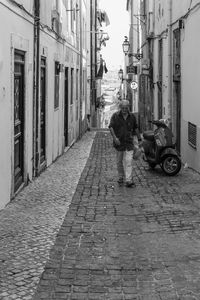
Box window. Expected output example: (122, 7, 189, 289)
(51, 1, 60, 35)
(76, 69, 79, 100)
(75, 3, 79, 46)
(54, 61, 60, 109)
(71, 68, 74, 104)
(71, 0, 75, 32)
(76, 69, 79, 121)
(83, 70, 85, 97)
(188, 122, 197, 149)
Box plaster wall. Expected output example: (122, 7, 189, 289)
(0, 2, 34, 208)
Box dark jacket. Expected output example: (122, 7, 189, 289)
(109, 111, 138, 151)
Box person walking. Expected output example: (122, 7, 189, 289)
(109, 100, 141, 187)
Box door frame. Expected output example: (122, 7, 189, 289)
(158, 38, 163, 119)
(11, 48, 28, 197)
(10, 34, 29, 199)
(64, 67, 69, 147)
(173, 28, 181, 153)
(14, 50, 25, 192)
(39, 56, 47, 172)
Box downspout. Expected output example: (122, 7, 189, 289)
(79, 0, 83, 137)
(90, 0, 93, 122)
(90, 0, 97, 127)
(94, 0, 97, 121)
(94, 0, 97, 83)
(33, 0, 40, 177)
(168, 0, 172, 128)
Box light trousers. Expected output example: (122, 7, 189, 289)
(116, 150, 134, 182)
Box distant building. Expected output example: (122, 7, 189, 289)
(88, 0, 110, 128)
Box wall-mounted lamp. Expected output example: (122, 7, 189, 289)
(122, 36, 130, 55)
(122, 36, 142, 60)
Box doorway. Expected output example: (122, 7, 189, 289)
(174, 82, 181, 152)
(64, 67, 69, 147)
(14, 51, 25, 192)
(158, 39, 163, 119)
(40, 57, 46, 165)
(173, 28, 181, 153)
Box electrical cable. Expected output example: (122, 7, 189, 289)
(8, 0, 34, 19)
(170, 1, 200, 27)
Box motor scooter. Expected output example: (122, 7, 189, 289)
(141, 119, 181, 176)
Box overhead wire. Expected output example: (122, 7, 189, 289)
(170, 1, 200, 26)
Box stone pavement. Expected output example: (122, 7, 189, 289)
(32, 130, 200, 300)
(0, 131, 96, 300)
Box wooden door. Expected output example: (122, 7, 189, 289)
(64, 67, 69, 147)
(40, 58, 46, 164)
(14, 51, 25, 192)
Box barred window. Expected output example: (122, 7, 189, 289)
(188, 122, 197, 149)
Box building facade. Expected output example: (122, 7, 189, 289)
(88, 0, 109, 128)
(128, 0, 200, 172)
(126, 0, 141, 117)
(0, 0, 89, 208)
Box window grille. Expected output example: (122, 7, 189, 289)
(188, 122, 197, 149)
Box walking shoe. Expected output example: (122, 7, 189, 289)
(117, 178, 124, 184)
(125, 181, 135, 187)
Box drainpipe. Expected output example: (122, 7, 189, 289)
(168, 0, 172, 128)
(90, 0, 94, 126)
(33, 0, 40, 177)
(79, 0, 83, 137)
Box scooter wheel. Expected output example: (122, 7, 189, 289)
(161, 155, 181, 176)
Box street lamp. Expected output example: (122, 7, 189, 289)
(122, 36, 130, 55)
(122, 37, 130, 99)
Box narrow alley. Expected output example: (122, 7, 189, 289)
(1, 130, 200, 300)
(33, 130, 200, 300)
(1, 0, 200, 299)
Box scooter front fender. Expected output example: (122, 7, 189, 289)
(160, 147, 180, 160)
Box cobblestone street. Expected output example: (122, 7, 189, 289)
(0, 131, 96, 300)
(2, 130, 200, 300)
(31, 130, 200, 300)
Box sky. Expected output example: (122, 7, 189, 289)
(99, 0, 129, 70)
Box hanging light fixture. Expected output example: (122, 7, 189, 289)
(122, 36, 130, 55)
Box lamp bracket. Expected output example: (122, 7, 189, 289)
(128, 53, 143, 60)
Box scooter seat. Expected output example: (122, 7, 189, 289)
(143, 131, 154, 141)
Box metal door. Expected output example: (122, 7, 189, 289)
(14, 51, 25, 192)
(64, 67, 69, 146)
(40, 58, 46, 164)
